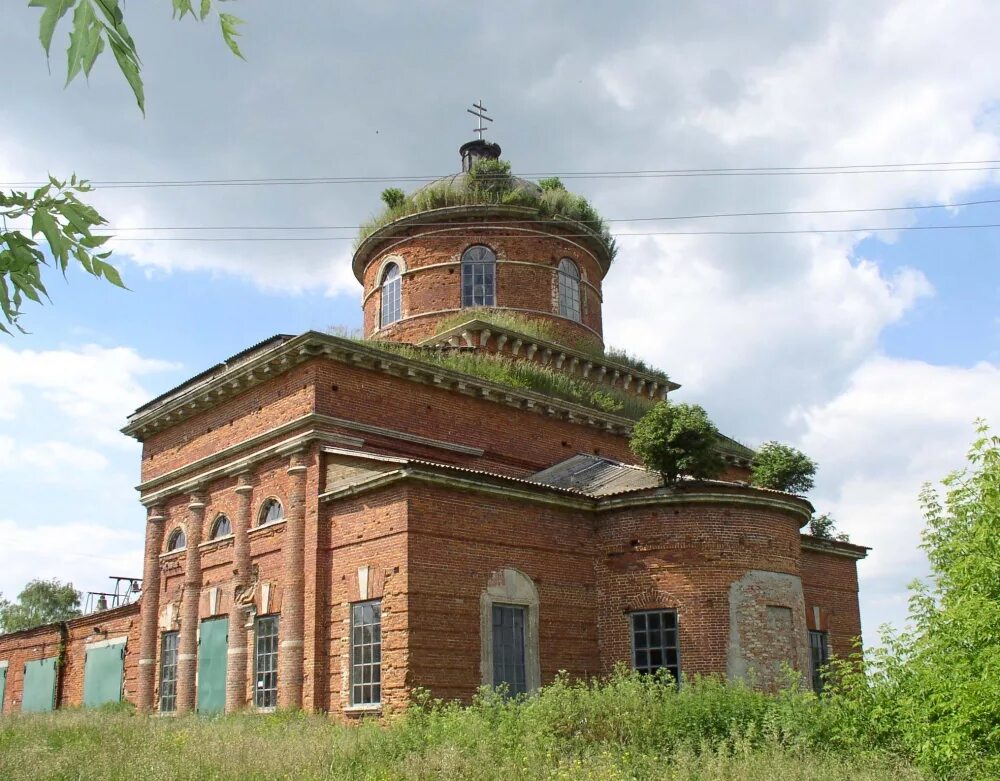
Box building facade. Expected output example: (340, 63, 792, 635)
(0, 139, 867, 716)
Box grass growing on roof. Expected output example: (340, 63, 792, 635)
(433, 309, 672, 383)
(356, 162, 618, 260)
(372, 342, 656, 420)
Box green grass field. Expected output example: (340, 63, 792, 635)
(0, 674, 927, 781)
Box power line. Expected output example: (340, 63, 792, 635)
(96, 223, 1000, 241)
(102, 196, 1000, 231)
(5, 158, 1000, 189)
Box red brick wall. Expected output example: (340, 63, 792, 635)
(800, 544, 864, 659)
(323, 484, 410, 715)
(597, 500, 805, 680)
(140, 363, 317, 482)
(0, 603, 141, 713)
(360, 231, 605, 348)
(404, 483, 598, 703)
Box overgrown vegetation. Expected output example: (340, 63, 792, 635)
(808, 513, 851, 542)
(0, 673, 926, 781)
(629, 401, 725, 483)
(751, 441, 818, 493)
(358, 160, 617, 260)
(433, 308, 671, 382)
(0, 578, 81, 633)
(373, 342, 656, 420)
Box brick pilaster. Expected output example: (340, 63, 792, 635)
(175, 493, 205, 714)
(278, 451, 308, 709)
(136, 505, 165, 712)
(225, 472, 253, 713)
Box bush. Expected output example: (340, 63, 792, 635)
(751, 441, 817, 493)
(629, 401, 724, 484)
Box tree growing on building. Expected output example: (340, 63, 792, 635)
(629, 401, 724, 484)
(751, 441, 817, 493)
(0, 578, 82, 633)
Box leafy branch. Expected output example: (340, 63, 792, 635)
(3, 1, 245, 334)
(0, 176, 123, 333)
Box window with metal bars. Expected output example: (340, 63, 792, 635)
(159, 631, 179, 712)
(492, 603, 527, 696)
(630, 610, 680, 684)
(351, 600, 382, 706)
(557, 258, 581, 322)
(809, 630, 830, 694)
(380, 263, 401, 327)
(254, 615, 279, 708)
(461, 245, 496, 307)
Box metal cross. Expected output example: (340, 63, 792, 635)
(467, 101, 493, 139)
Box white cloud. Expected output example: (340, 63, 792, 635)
(0, 436, 109, 477)
(793, 356, 1000, 637)
(0, 519, 142, 601)
(0, 343, 177, 446)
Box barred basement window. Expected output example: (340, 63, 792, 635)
(461, 245, 496, 307)
(630, 609, 680, 684)
(159, 631, 179, 712)
(351, 600, 382, 706)
(380, 263, 401, 327)
(492, 603, 527, 696)
(557, 258, 581, 322)
(809, 630, 830, 694)
(166, 528, 186, 551)
(210, 514, 232, 539)
(254, 615, 279, 708)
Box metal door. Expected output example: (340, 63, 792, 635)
(197, 617, 228, 714)
(82, 640, 125, 708)
(22, 657, 58, 713)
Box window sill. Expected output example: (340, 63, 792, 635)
(344, 703, 382, 717)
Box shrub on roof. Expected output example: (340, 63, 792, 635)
(629, 401, 725, 484)
(751, 441, 817, 494)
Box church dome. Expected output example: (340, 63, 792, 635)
(411, 170, 543, 199)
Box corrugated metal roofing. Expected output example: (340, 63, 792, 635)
(530, 454, 663, 496)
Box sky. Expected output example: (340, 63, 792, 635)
(2, 1, 1000, 642)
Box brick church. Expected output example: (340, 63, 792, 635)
(0, 136, 867, 716)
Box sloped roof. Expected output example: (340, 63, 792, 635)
(531, 454, 662, 496)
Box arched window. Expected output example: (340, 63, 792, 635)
(210, 514, 232, 539)
(557, 258, 581, 322)
(461, 245, 496, 307)
(480, 568, 540, 695)
(166, 528, 186, 551)
(380, 263, 401, 327)
(258, 498, 284, 526)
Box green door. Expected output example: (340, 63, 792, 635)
(197, 617, 228, 714)
(0, 662, 8, 713)
(22, 657, 58, 713)
(82, 640, 125, 708)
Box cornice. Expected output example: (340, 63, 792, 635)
(124, 331, 645, 443)
(420, 318, 680, 397)
(800, 534, 870, 559)
(352, 205, 614, 282)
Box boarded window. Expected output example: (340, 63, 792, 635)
(22, 657, 58, 713)
(83, 639, 125, 708)
(160, 631, 179, 712)
(197, 617, 228, 714)
(351, 600, 382, 706)
(630, 610, 680, 684)
(492, 604, 527, 696)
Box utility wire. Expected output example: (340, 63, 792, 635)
(97, 223, 1000, 241)
(5, 158, 1000, 189)
(102, 196, 1000, 231)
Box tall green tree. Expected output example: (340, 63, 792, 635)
(0, 578, 82, 632)
(629, 401, 724, 484)
(2, 1, 244, 333)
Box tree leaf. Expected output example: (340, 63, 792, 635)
(93, 258, 126, 288)
(31, 207, 69, 264)
(219, 13, 245, 60)
(200, 0, 211, 21)
(30, 0, 75, 58)
(65, 0, 100, 86)
(107, 34, 145, 114)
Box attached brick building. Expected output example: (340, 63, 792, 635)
(0, 138, 867, 716)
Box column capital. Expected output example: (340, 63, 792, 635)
(188, 494, 207, 510)
(147, 506, 166, 524)
(287, 449, 309, 475)
(234, 470, 254, 494)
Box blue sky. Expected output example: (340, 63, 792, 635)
(3, 1, 1000, 644)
